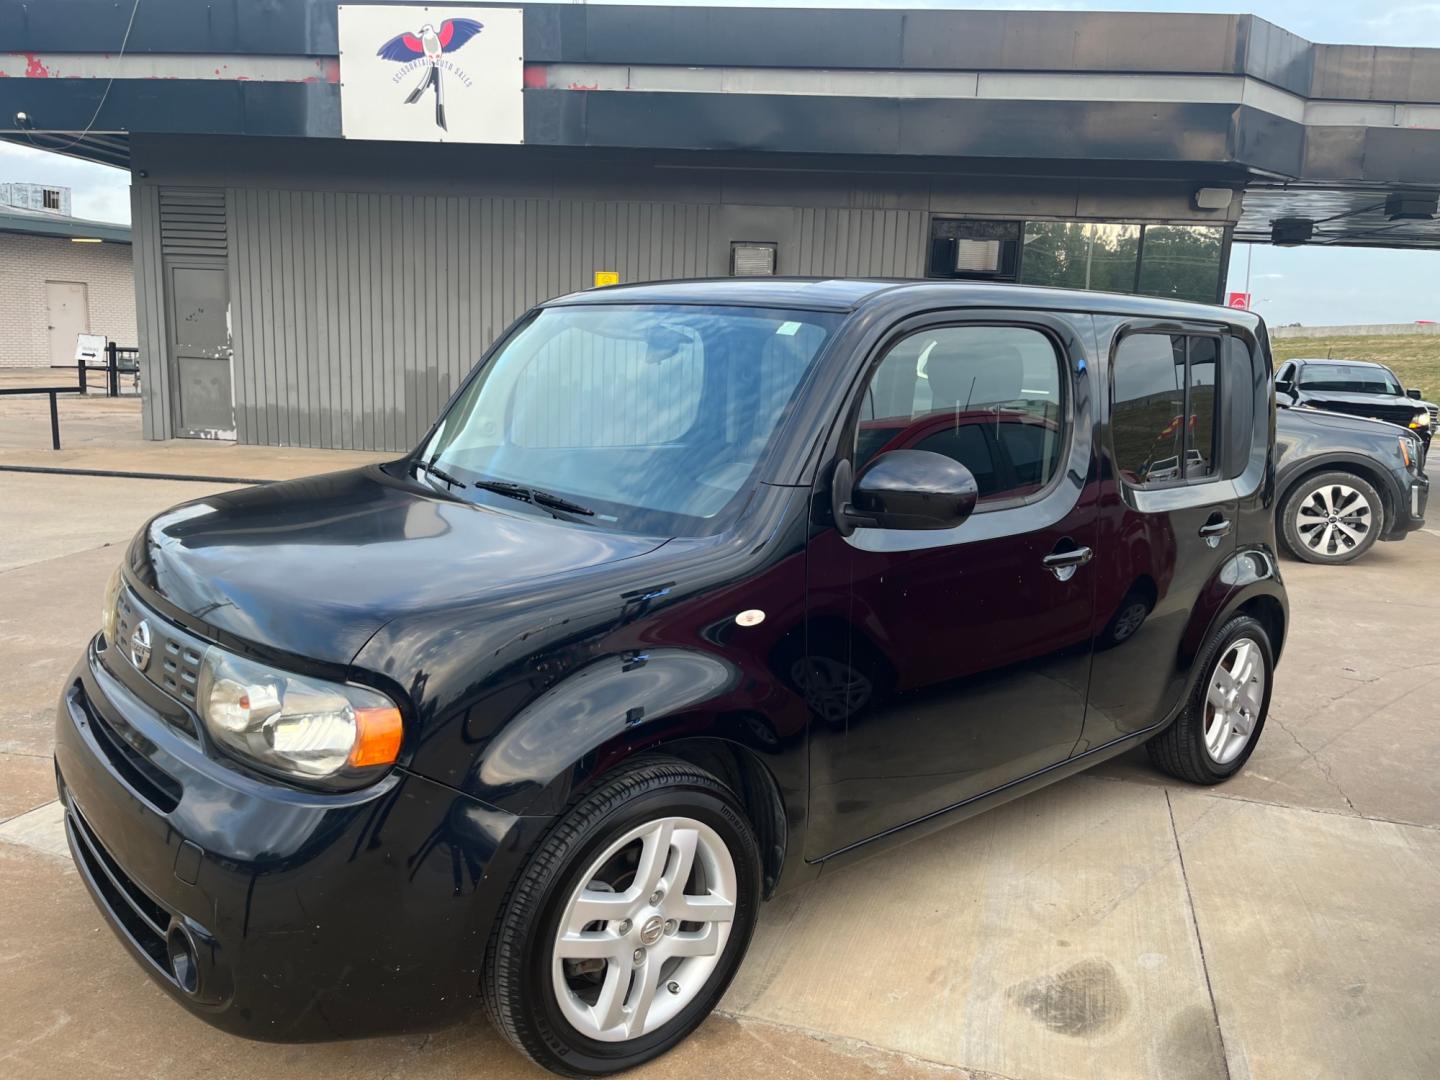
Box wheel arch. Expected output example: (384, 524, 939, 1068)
(1173, 552, 1288, 717)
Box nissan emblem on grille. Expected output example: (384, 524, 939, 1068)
(129, 620, 153, 671)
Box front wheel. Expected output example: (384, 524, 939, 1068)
(1148, 615, 1273, 784)
(483, 758, 761, 1077)
(1280, 471, 1383, 564)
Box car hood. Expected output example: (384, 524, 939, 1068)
(1295, 390, 1424, 416)
(125, 465, 668, 666)
(1278, 404, 1420, 439)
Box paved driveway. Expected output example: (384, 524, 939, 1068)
(2, 466, 1436, 1080)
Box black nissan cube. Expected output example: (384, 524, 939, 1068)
(57, 279, 1287, 1076)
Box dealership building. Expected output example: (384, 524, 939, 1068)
(4, 2, 1440, 448)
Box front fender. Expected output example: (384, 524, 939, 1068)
(474, 648, 741, 815)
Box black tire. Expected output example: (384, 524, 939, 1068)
(1279, 471, 1383, 565)
(1147, 615, 1273, 785)
(482, 757, 761, 1077)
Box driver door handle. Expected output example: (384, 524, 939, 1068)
(1043, 545, 1093, 581)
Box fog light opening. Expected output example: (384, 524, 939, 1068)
(166, 924, 200, 995)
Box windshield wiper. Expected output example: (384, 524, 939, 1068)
(411, 458, 467, 490)
(472, 478, 595, 518)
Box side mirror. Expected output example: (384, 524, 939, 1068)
(835, 450, 978, 535)
(1407, 387, 1423, 400)
(1274, 379, 1293, 395)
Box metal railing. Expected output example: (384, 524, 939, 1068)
(0, 386, 84, 449)
(78, 343, 141, 397)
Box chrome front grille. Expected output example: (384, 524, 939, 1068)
(113, 589, 204, 735)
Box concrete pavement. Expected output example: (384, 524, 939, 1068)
(1, 454, 1436, 1080)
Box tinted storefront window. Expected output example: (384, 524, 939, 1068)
(1019, 222, 1140, 294)
(1136, 225, 1225, 303)
(928, 217, 1227, 304)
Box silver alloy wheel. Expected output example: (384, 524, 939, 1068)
(551, 816, 737, 1042)
(1294, 482, 1372, 557)
(1204, 637, 1265, 764)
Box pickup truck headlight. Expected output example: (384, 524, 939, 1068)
(1413, 410, 1431, 429)
(197, 649, 403, 786)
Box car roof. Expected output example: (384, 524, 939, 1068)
(543, 277, 1264, 325)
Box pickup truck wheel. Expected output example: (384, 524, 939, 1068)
(483, 757, 760, 1077)
(1147, 615, 1273, 784)
(1280, 471, 1382, 564)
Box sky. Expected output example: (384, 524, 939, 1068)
(3, 0, 1438, 326)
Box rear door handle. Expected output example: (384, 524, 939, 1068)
(1043, 546, 1093, 581)
(1199, 519, 1232, 540)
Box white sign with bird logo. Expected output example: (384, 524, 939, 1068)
(339, 5, 523, 143)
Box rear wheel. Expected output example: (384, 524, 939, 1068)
(1280, 471, 1382, 564)
(1148, 615, 1273, 784)
(483, 757, 761, 1077)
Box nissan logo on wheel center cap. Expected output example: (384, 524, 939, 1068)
(639, 915, 665, 946)
(129, 619, 153, 671)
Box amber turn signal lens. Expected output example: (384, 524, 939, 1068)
(1398, 438, 1412, 469)
(349, 707, 404, 767)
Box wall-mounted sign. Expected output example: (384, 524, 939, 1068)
(593, 271, 620, 288)
(338, 5, 523, 144)
(1227, 292, 1252, 310)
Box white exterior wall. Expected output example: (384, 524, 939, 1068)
(0, 234, 137, 368)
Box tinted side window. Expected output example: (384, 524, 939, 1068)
(857, 325, 1065, 505)
(1112, 334, 1186, 484)
(1186, 337, 1218, 477)
(1112, 332, 1222, 486)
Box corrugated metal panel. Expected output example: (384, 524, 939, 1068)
(795, 206, 927, 277)
(131, 185, 170, 440)
(223, 189, 924, 451)
(227, 191, 728, 450)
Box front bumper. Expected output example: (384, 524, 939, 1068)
(55, 638, 545, 1041)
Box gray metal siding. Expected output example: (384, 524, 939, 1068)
(131, 184, 170, 440)
(225, 190, 925, 450)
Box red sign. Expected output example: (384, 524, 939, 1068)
(1227, 292, 1252, 310)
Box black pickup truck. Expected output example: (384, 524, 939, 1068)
(1275, 358, 1434, 450)
(1275, 404, 1428, 564)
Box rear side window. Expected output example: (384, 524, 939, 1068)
(1111, 332, 1221, 486)
(855, 324, 1065, 505)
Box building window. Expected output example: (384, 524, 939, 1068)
(1112, 332, 1221, 486)
(1019, 222, 1140, 293)
(926, 217, 1226, 303)
(731, 242, 777, 277)
(42, 188, 61, 210)
(1136, 225, 1225, 304)
(927, 219, 1020, 280)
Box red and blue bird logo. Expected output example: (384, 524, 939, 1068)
(376, 18, 484, 131)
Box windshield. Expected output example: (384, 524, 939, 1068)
(1298, 363, 1402, 396)
(415, 304, 840, 536)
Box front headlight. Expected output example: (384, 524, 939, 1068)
(197, 649, 403, 787)
(101, 565, 124, 646)
(1413, 410, 1431, 428)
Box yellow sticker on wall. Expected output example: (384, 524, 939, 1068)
(593, 271, 620, 288)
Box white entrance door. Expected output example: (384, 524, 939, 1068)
(45, 280, 90, 367)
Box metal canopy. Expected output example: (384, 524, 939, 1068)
(1236, 186, 1440, 248)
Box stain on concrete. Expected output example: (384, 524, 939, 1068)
(1160, 1002, 1227, 1079)
(1005, 958, 1130, 1037)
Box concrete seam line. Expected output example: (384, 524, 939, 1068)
(0, 465, 271, 485)
(1165, 788, 1234, 1080)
